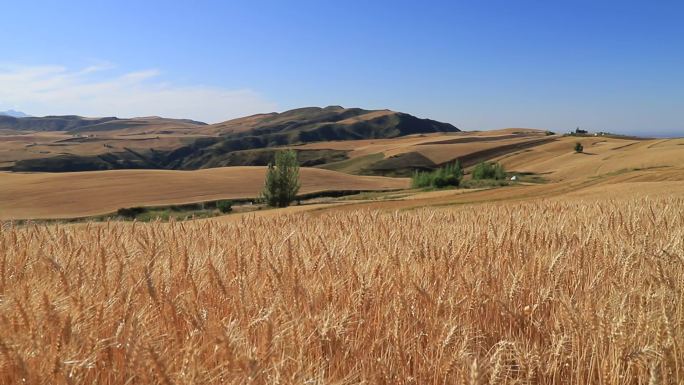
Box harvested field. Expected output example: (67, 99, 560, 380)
(298, 129, 552, 164)
(0, 167, 408, 220)
(0, 131, 203, 168)
(495, 137, 684, 181)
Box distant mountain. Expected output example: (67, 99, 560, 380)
(10, 106, 460, 172)
(160, 106, 460, 169)
(0, 115, 119, 131)
(0, 109, 30, 118)
(0, 115, 207, 133)
(210, 106, 456, 137)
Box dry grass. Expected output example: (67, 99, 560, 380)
(1, 197, 682, 384)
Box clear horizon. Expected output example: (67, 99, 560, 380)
(1, 1, 682, 136)
(0, 107, 680, 139)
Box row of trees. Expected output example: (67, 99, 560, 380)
(135, 142, 589, 216)
(411, 161, 463, 188)
(262, 152, 512, 208)
(257, 143, 584, 209)
(263, 153, 513, 208)
(126, 143, 588, 216)
(471, 161, 507, 180)
(259, 145, 594, 207)
(411, 160, 509, 188)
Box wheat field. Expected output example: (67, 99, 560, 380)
(0, 198, 682, 384)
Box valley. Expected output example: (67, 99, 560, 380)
(1, 108, 682, 385)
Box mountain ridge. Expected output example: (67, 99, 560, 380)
(0, 115, 207, 133)
(7, 106, 460, 172)
(0, 109, 31, 118)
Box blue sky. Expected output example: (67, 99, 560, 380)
(1, 0, 682, 136)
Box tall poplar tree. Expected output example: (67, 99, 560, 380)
(262, 150, 300, 207)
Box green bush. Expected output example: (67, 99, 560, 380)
(412, 161, 463, 188)
(471, 162, 506, 180)
(411, 171, 433, 188)
(216, 200, 233, 213)
(574, 142, 584, 153)
(116, 206, 146, 218)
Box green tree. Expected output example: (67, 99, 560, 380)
(492, 162, 506, 180)
(574, 142, 584, 153)
(262, 150, 301, 207)
(411, 160, 463, 188)
(472, 162, 507, 180)
(216, 200, 233, 213)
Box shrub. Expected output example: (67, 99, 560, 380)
(471, 162, 506, 180)
(116, 206, 146, 218)
(575, 142, 584, 153)
(412, 161, 463, 188)
(216, 200, 233, 213)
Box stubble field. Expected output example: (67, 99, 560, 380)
(0, 197, 682, 384)
(0, 167, 409, 220)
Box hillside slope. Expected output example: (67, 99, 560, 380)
(164, 106, 459, 169)
(7, 106, 460, 172)
(493, 136, 684, 181)
(3, 134, 682, 220)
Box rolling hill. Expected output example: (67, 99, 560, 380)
(310, 129, 556, 175)
(0, 115, 207, 133)
(157, 106, 459, 170)
(3, 132, 682, 221)
(3, 106, 460, 172)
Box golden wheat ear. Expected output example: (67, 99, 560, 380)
(0, 197, 681, 384)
